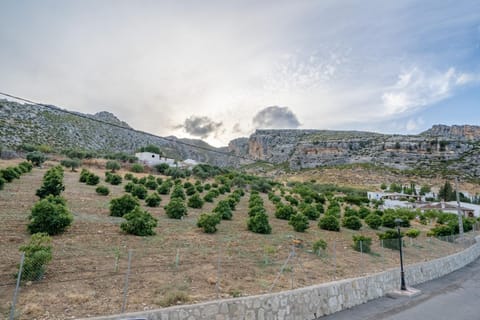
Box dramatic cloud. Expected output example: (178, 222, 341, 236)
(178, 116, 223, 139)
(252, 106, 301, 129)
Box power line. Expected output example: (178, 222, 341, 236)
(0, 91, 258, 163)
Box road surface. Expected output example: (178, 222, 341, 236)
(319, 257, 480, 320)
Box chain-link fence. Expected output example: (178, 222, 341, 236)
(2, 230, 478, 320)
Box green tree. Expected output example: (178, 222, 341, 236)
(106, 160, 121, 173)
(187, 193, 205, 209)
(145, 192, 162, 207)
(197, 213, 221, 233)
(342, 215, 362, 230)
(26, 151, 47, 167)
(36, 166, 65, 198)
(318, 215, 340, 231)
(18, 233, 53, 281)
(289, 213, 309, 232)
(364, 213, 382, 229)
(121, 207, 158, 236)
(60, 158, 81, 171)
(110, 194, 139, 217)
(247, 212, 272, 234)
(165, 198, 188, 219)
(28, 196, 73, 235)
(439, 181, 456, 201)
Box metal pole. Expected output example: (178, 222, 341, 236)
(10, 252, 25, 320)
(455, 177, 464, 237)
(397, 226, 407, 290)
(121, 250, 132, 313)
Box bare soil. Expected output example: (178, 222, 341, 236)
(0, 160, 476, 319)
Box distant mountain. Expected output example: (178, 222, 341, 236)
(0, 100, 231, 166)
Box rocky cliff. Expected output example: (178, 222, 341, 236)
(228, 127, 480, 179)
(0, 100, 230, 166)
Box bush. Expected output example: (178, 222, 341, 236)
(154, 163, 170, 174)
(312, 239, 328, 255)
(85, 173, 100, 186)
(165, 198, 188, 219)
(289, 213, 309, 232)
(365, 213, 382, 230)
(358, 207, 371, 219)
(106, 160, 121, 172)
(325, 204, 341, 218)
(342, 215, 362, 230)
(300, 204, 320, 220)
(130, 163, 144, 173)
(352, 235, 372, 253)
(18, 233, 53, 281)
(275, 204, 296, 220)
(0, 167, 19, 182)
(36, 166, 65, 198)
(79, 168, 89, 182)
(131, 184, 148, 199)
(187, 193, 204, 209)
(185, 186, 196, 196)
(405, 228, 420, 238)
(203, 192, 215, 203)
(318, 215, 340, 231)
(110, 194, 139, 217)
(171, 185, 186, 200)
(247, 212, 272, 234)
(430, 225, 453, 237)
(108, 174, 122, 185)
(26, 151, 47, 166)
(145, 192, 162, 207)
(248, 204, 266, 217)
(197, 213, 221, 233)
(214, 200, 233, 220)
(121, 207, 158, 236)
(124, 181, 135, 193)
(382, 213, 397, 228)
(18, 161, 33, 172)
(95, 185, 110, 196)
(343, 207, 359, 218)
(157, 182, 172, 195)
(0, 176, 4, 190)
(145, 179, 158, 190)
(28, 197, 73, 235)
(124, 173, 134, 180)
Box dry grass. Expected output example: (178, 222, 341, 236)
(0, 159, 477, 319)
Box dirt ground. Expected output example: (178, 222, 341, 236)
(0, 160, 476, 319)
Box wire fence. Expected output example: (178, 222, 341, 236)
(1, 230, 478, 320)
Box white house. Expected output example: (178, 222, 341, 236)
(135, 152, 176, 167)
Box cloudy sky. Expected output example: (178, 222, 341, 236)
(1, 1, 479, 146)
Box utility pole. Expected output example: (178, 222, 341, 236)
(455, 177, 464, 238)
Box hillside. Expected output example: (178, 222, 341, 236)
(228, 128, 480, 180)
(0, 100, 231, 166)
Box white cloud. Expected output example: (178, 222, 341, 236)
(405, 117, 425, 132)
(381, 67, 475, 116)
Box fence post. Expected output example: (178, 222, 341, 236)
(121, 250, 132, 313)
(10, 252, 25, 320)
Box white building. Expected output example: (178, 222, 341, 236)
(135, 152, 176, 167)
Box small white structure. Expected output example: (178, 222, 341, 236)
(135, 152, 176, 167)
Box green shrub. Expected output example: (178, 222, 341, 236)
(60, 158, 81, 172)
(318, 215, 340, 231)
(185, 186, 196, 196)
(157, 182, 172, 195)
(138, 177, 147, 185)
(165, 198, 188, 219)
(110, 194, 139, 217)
(212, 200, 232, 220)
(204, 183, 211, 190)
(196, 184, 204, 193)
(124, 181, 136, 193)
(145, 179, 158, 190)
(85, 173, 100, 185)
(106, 160, 121, 172)
(130, 163, 144, 173)
(26, 151, 47, 166)
(358, 207, 371, 219)
(171, 185, 186, 200)
(325, 204, 341, 218)
(203, 192, 215, 203)
(18, 161, 33, 172)
(275, 204, 296, 220)
(108, 174, 122, 185)
(300, 204, 320, 220)
(430, 225, 453, 237)
(28, 197, 73, 235)
(124, 173, 134, 180)
(343, 207, 359, 218)
(352, 235, 372, 253)
(18, 233, 53, 281)
(131, 184, 148, 199)
(247, 212, 272, 234)
(79, 168, 89, 182)
(381, 213, 396, 228)
(1, 167, 20, 182)
(197, 213, 221, 233)
(0, 176, 4, 190)
(95, 185, 110, 196)
(405, 228, 420, 238)
(342, 215, 362, 230)
(365, 213, 382, 229)
(289, 213, 309, 232)
(312, 239, 328, 255)
(145, 192, 162, 207)
(36, 166, 65, 198)
(121, 207, 158, 236)
(187, 193, 204, 209)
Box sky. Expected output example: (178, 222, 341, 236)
(0, 0, 479, 147)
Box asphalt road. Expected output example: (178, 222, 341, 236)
(319, 257, 480, 320)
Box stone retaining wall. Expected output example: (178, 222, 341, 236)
(86, 237, 480, 320)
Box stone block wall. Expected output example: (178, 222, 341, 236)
(85, 237, 480, 320)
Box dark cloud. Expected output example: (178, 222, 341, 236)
(252, 106, 301, 129)
(178, 116, 223, 138)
